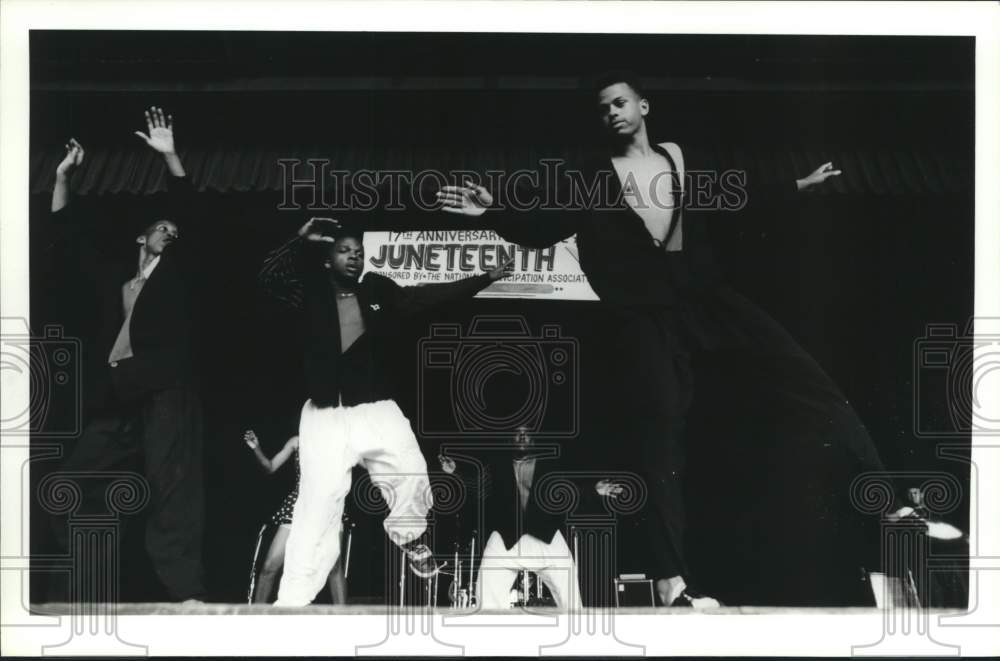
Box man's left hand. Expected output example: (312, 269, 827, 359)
(437, 180, 494, 217)
(134, 106, 177, 155)
(797, 162, 842, 192)
(596, 479, 625, 498)
(487, 256, 515, 281)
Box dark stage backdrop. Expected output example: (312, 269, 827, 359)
(28, 31, 973, 607)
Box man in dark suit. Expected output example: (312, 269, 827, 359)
(439, 427, 583, 610)
(47, 108, 206, 603)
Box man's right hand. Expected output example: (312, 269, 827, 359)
(487, 256, 516, 281)
(134, 106, 177, 155)
(134, 107, 186, 177)
(56, 138, 85, 177)
(595, 479, 625, 498)
(244, 430, 260, 450)
(298, 216, 342, 242)
(52, 138, 85, 212)
(437, 455, 457, 474)
(436, 181, 494, 217)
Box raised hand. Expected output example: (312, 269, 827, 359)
(134, 106, 177, 154)
(796, 161, 842, 192)
(298, 216, 343, 242)
(487, 256, 515, 281)
(52, 138, 86, 212)
(244, 430, 260, 450)
(595, 479, 625, 498)
(437, 455, 457, 474)
(56, 138, 85, 177)
(436, 181, 494, 217)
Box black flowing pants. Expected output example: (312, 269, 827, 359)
(610, 285, 888, 581)
(49, 377, 206, 602)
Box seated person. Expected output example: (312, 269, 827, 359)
(439, 427, 583, 610)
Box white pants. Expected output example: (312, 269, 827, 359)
(477, 530, 582, 610)
(275, 399, 432, 606)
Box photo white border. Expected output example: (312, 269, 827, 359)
(2, 1, 998, 656)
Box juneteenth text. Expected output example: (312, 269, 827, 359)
(369, 242, 556, 272)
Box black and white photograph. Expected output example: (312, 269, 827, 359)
(1, 1, 998, 657)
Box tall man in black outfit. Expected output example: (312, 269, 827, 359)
(437, 73, 900, 607)
(46, 108, 206, 603)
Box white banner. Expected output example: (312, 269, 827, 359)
(362, 229, 599, 301)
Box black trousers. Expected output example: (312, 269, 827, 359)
(49, 375, 206, 602)
(609, 285, 888, 582)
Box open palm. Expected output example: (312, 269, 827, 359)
(436, 182, 494, 217)
(134, 106, 176, 154)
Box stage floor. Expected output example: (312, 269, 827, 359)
(30, 603, 968, 616)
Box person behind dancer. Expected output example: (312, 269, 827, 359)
(46, 108, 205, 603)
(437, 71, 910, 607)
(438, 426, 583, 610)
(243, 429, 347, 604)
(258, 219, 513, 607)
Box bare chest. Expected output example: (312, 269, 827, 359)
(336, 294, 366, 352)
(611, 153, 681, 249)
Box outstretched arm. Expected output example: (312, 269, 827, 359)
(132, 106, 199, 238)
(436, 451, 494, 496)
(728, 159, 842, 205)
(796, 162, 842, 192)
(700, 151, 844, 237)
(258, 217, 344, 309)
(134, 106, 186, 178)
(244, 431, 299, 474)
(258, 236, 307, 310)
(244, 430, 275, 472)
(51, 138, 85, 213)
(389, 255, 514, 315)
(46, 138, 105, 272)
(436, 181, 578, 249)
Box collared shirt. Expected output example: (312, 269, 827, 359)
(335, 292, 365, 353)
(107, 255, 161, 363)
(512, 456, 537, 512)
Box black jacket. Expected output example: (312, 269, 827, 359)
(258, 236, 493, 407)
(47, 177, 198, 412)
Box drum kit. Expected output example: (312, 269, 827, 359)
(399, 528, 557, 609)
(507, 569, 556, 608)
